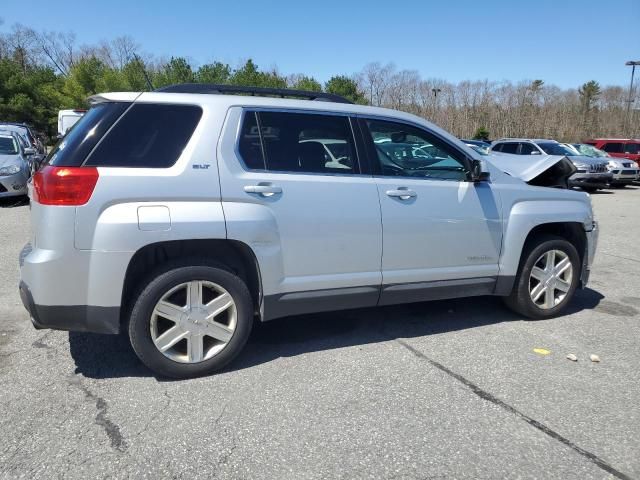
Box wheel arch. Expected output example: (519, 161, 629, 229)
(120, 239, 263, 327)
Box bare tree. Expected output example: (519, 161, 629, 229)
(29, 29, 78, 75)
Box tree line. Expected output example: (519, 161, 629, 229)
(1, 22, 637, 143)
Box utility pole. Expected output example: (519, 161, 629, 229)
(432, 88, 442, 118)
(626, 61, 639, 137)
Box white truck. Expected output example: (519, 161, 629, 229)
(57, 109, 86, 137)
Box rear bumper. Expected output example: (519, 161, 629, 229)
(19, 242, 126, 335)
(19, 280, 120, 334)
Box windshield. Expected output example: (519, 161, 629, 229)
(573, 144, 609, 158)
(0, 137, 18, 155)
(537, 142, 575, 156)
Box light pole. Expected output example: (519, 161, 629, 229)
(626, 61, 640, 136)
(432, 88, 442, 118)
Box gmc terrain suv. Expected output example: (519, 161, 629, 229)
(19, 84, 598, 378)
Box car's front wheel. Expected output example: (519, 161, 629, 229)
(128, 261, 253, 378)
(503, 235, 580, 319)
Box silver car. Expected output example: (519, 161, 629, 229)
(19, 85, 598, 378)
(0, 132, 31, 198)
(570, 143, 639, 187)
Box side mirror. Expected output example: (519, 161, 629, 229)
(530, 150, 541, 155)
(471, 159, 490, 182)
(24, 147, 36, 156)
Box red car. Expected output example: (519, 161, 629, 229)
(583, 139, 640, 167)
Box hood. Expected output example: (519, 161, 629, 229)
(0, 154, 24, 169)
(569, 155, 607, 166)
(486, 152, 576, 187)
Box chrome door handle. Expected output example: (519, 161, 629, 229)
(386, 188, 417, 200)
(243, 184, 282, 196)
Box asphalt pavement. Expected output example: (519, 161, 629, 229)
(1, 188, 639, 480)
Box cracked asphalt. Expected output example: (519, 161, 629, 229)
(1, 188, 639, 480)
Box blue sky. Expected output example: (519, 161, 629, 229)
(2, 0, 638, 88)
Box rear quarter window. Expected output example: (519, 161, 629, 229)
(85, 104, 202, 168)
(46, 102, 130, 166)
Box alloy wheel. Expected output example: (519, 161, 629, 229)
(150, 280, 237, 363)
(528, 249, 573, 310)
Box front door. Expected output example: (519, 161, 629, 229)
(360, 117, 503, 305)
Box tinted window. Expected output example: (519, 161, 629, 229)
(244, 111, 359, 174)
(367, 119, 467, 180)
(536, 142, 575, 156)
(0, 137, 18, 155)
(602, 142, 624, 153)
(624, 143, 640, 154)
(45, 103, 130, 167)
(519, 143, 537, 154)
(238, 112, 266, 170)
(499, 143, 519, 154)
(86, 104, 202, 168)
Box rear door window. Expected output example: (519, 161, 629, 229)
(46, 103, 130, 167)
(238, 111, 360, 174)
(602, 142, 624, 153)
(85, 103, 202, 168)
(624, 143, 640, 154)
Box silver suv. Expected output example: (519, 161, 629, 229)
(19, 84, 598, 378)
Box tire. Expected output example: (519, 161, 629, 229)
(128, 260, 253, 378)
(503, 235, 580, 319)
(582, 187, 598, 193)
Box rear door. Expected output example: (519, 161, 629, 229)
(218, 108, 382, 318)
(359, 117, 502, 305)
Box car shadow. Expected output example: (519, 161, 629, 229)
(69, 288, 605, 380)
(0, 196, 29, 208)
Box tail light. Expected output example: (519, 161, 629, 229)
(33, 166, 99, 206)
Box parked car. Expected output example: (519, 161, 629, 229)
(0, 132, 31, 198)
(569, 143, 639, 187)
(461, 139, 491, 154)
(58, 109, 86, 137)
(583, 139, 640, 167)
(465, 143, 490, 156)
(490, 139, 612, 193)
(0, 122, 46, 172)
(19, 84, 598, 378)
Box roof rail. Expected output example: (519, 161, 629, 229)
(154, 83, 354, 104)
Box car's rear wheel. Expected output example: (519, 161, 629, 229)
(128, 261, 253, 378)
(582, 187, 598, 193)
(503, 235, 580, 319)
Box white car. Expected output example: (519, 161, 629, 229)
(58, 109, 86, 137)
